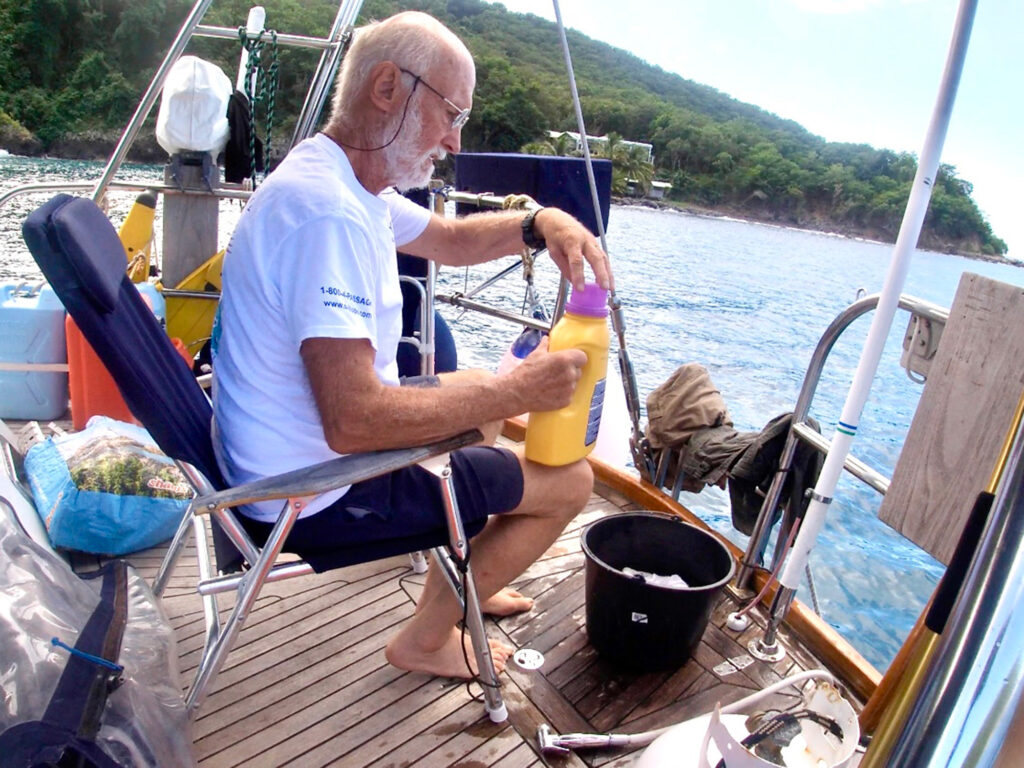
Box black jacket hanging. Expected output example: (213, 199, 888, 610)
(224, 90, 264, 184)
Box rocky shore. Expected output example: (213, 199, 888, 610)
(0, 130, 169, 165)
(613, 195, 1019, 266)
(2, 127, 1014, 266)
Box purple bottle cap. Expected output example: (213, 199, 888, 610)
(566, 282, 608, 317)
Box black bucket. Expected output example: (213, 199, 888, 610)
(582, 512, 735, 671)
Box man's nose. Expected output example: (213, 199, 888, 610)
(442, 125, 461, 155)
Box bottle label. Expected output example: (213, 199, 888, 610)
(585, 378, 606, 446)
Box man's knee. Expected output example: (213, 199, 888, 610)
(561, 458, 594, 511)
(520, 457, 592, 521)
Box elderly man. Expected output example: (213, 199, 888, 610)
(212, 11, 613, 680)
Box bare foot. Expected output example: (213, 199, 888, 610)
(481, 587, 534, 616)
(385, 626, 513, 679)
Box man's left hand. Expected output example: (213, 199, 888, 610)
(534, 208, 614, 292)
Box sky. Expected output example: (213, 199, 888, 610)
(484, 0, 1023, 259)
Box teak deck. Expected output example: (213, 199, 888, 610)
(85, 478, 858, 768)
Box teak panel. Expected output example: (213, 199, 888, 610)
(879, 273, 1024, 564)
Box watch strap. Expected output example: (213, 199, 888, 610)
(521, 208, 547, 250)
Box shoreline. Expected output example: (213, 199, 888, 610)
(613, 195, 1020, 267)
(1, 138, 1014, 266)
(0, 130, 168, 165)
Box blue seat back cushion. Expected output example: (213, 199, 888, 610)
(22, 195, 225, 489)
(53, 198, 126, 312)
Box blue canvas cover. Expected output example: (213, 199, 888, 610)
(0, 500, 193, 766)
(454, 153, 612, 237)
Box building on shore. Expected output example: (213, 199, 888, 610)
(546, 130, 654, 164)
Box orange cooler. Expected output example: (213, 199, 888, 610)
(65, 315, 137, 430)
(64, 282, 180, 430)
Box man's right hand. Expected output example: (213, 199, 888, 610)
(501, 336, 587, 414)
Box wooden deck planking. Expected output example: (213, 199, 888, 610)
(184, 573, 407, 679)
(375, 703, 521, 768)
(99, 479, 853, 766)
(193, 626, 402, 750)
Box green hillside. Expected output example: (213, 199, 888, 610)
(0, 0, 1007, 256)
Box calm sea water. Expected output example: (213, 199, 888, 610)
(3, 155, 1023, 670)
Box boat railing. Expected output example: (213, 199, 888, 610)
(436, 188, 570, 326)
(0, 181, 253, 218)
(193, 25, 336, 50)
(429, 191, 945, 549)
(736, 292, 950, 590)
(89, 0, 365, 205)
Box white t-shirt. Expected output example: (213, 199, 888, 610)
(212, 133, 431, 521)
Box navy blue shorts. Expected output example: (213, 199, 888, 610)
(239, 445, 524, 572)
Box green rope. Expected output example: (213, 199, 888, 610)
(264, 31, 279, 175)
(238, 27, 280, 187)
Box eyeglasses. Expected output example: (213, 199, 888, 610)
(399, 67, 471, 130)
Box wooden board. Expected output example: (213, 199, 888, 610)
(879, 273, 1024, 564)
(162, 163, 220, 289)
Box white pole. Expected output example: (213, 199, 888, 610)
(777, 0, 978, 592)
(236, 6, 267, 92)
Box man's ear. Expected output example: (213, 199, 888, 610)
(368, 61, 403, 114)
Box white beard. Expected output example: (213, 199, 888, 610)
(381, 100, 445, 192)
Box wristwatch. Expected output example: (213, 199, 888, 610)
(521, 208, 547, 250)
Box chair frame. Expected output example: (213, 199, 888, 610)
(22, 194, 508, 723)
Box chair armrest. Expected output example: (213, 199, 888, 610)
(193, 429, 483, 514)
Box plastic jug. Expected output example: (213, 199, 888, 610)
(525, 283, 609, 466)
(497, 303, 549, 376)
(0, 283, 68, 420)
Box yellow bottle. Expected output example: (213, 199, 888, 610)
(525, 283, 609, 466)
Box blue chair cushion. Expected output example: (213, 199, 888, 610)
(22, 195, 224, 487)
(53, 198, 128, 313)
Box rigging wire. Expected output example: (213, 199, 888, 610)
(550, 0, 652, 476)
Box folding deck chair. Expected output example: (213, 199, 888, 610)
(22, 194, 508, 722)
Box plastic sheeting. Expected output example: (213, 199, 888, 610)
(0, 501, 195, 766)
(23, 416, 191, 556)
(156, 55, 231, 157)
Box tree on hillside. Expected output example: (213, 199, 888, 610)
(619, 144, 655, 195)
(0, 0, 1005, 256)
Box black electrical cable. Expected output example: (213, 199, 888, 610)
(329, 83, 417, 152)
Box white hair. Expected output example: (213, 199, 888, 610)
(326, 12, 468, 130)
